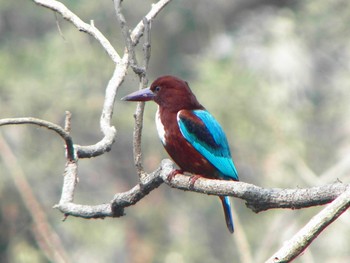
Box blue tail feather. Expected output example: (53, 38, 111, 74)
(220, 196, 234, 233)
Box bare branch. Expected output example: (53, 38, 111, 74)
(55, 203, 113, 219)
(113, 0, 146, 173)
(265, 187, 350, 262)
(114, 0, 139, 70)
(111, 159, 170, 206)
(132, 101, 146, 177)
(0, 117, 75, 161)
(33, 0, 121, 63)
(59, 160, 78, 204)
(16, 1, 175, 222)
(75, 58, 129, 158)
(142, 17, 152, 65)
(64, 111, 72, 133)
(159, 165, 350, 212)
(30, 0, 172, 159)
(31, 0, 123, 159)
(132, 19, 152, 177)
(52, 159, 349, 219)
(55, 159, 173, 218)
(131, 0, 172, 45)
(54, 160, 117, 219)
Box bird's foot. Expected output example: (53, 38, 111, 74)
(167, 169, 183, 182)
(189, 174, 202, 189)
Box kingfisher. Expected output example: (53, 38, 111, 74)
(122, 75, 239, 233)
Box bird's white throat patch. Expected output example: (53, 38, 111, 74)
(155, 107, 166, 145)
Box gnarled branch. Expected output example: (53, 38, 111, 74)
(54, 159, 349, 218)
(159, 167, 350, 213)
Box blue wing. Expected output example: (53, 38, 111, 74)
(177, 109, 238, 180)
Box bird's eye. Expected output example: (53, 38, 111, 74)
(154, 86, 161, 93)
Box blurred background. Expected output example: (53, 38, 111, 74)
(1, 0, 350, 262)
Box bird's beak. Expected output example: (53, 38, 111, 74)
(121, 88, 155, 102)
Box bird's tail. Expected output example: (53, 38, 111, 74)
(220, 196, 234, 233)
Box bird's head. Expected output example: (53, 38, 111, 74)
(122, 75, 203, 112)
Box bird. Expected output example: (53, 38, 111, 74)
(122, 75, 239, 233)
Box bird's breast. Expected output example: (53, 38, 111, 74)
(155, 107, 166, 145)
(155, 107, 218, 178)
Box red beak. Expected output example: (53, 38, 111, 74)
(121, 88, 155, 102)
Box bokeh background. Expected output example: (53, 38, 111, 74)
(1, 0, 350, 262)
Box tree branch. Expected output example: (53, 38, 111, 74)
(31, 0, 173, 159)
(55, 159, 172, 218)
(75, 58, 128, 158)
(159, 166, 350, 212)
(114, 0, 138, 69)
(130, 0, 172, 45)
(0, 117, 75, 161)
(265, 187, 350, 262)
(33, 0, 121, 63)
(132, 18, 152, 178)
(0, 2, 175, 229)
(53, 159, 349, 219)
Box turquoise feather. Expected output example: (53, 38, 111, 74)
(177, 109, 238, 181)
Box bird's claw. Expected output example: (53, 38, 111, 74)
(189, 174, 202, 189)
(167, 169, 183, 182)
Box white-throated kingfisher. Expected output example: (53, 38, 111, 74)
(122, 75, 239, 233)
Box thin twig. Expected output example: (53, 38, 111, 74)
(54, 12, 66, 41)
(114, 0, 139, 69)
(132, 18, 152, 177)
(131, 0, 172, 45)
(64, 111, 72, 133)
(33, 0, 120, 63)
(132, 101, 145, 177)
(142, 17, 152, 71)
